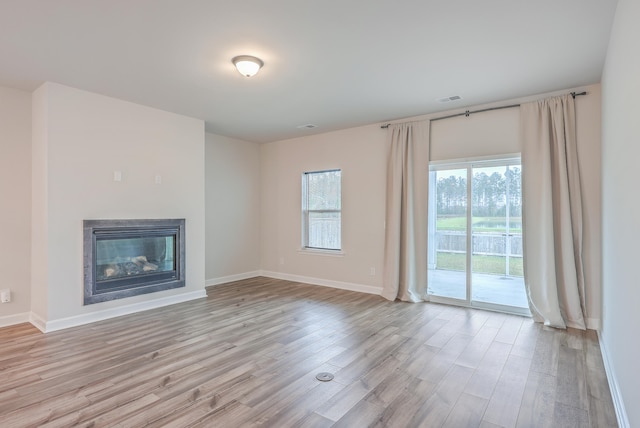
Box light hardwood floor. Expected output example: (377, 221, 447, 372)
(0, 277, 617, 427)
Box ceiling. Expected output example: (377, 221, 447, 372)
(0, 0, 618, 143)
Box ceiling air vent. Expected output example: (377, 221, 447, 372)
(297, 124, 318, 129)
(438, 95, 462, 103)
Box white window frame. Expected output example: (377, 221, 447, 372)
(428, 154, 529, 317)
(301, 169, 342, 253)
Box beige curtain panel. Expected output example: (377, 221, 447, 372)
(521, 94, 587, 329)
(381, 121, 430, 302)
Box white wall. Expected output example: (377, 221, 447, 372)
(430, 107, 520, 161)
(205, 133, 261, 283)
(260, 85, 603, 324)
(31, 82, 206, 326)
(0, 86, 32, 325)
(260, 124, 387, 292)
(601, 0, 639, 425)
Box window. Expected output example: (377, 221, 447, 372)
(302, 169, 341, 250)
(427, 157, 528, 315)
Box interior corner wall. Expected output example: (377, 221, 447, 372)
(205, 133, 260, 283)
(0, 86, 32, 324)
(260, 124, 387, 290)
(601, 0, 640, 425)
(31, 84, 49, 321)
(32, 82, 206, 324)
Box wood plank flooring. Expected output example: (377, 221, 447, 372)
(0, 277, 618, 427)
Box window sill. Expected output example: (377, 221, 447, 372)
(298, 248, 345, 257)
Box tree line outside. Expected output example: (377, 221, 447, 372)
(436, 167, 522, 220)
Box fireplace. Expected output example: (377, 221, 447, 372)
(83, 219, 185, 305)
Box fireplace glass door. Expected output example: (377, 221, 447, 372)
(95, 232, 177, 291)
(84, 219, 185, 305)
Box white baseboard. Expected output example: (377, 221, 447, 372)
(35, 290, 207, 333)
(205, 271, 261, 287)
(260, 270, 383, 295)
(0, 312, 31, 328)
(29, 312, 47, 333)
(597, 330, 630, 428)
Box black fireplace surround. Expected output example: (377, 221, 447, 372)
(83, 219, 185, 305)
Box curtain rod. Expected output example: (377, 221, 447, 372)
(380, 91, 587, 129)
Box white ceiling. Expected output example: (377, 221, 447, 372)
(0, 0, 618, 143)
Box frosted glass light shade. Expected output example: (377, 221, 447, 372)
(232, 55, 264, 77)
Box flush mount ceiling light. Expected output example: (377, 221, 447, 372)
(232, 55, 264, 77)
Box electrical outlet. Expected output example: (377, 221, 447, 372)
(370, 267, 376, 276)
(279, 257, 285, 265)
(0, 289, 11, 303)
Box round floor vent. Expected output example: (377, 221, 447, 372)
(315, 372, 334, 382)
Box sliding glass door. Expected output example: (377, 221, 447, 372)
(427, 167, 468, 300)
(427, 158, 528, 315)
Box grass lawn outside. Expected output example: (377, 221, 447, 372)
(436, 252, 524, 276)
(436, 216, 522, 233)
